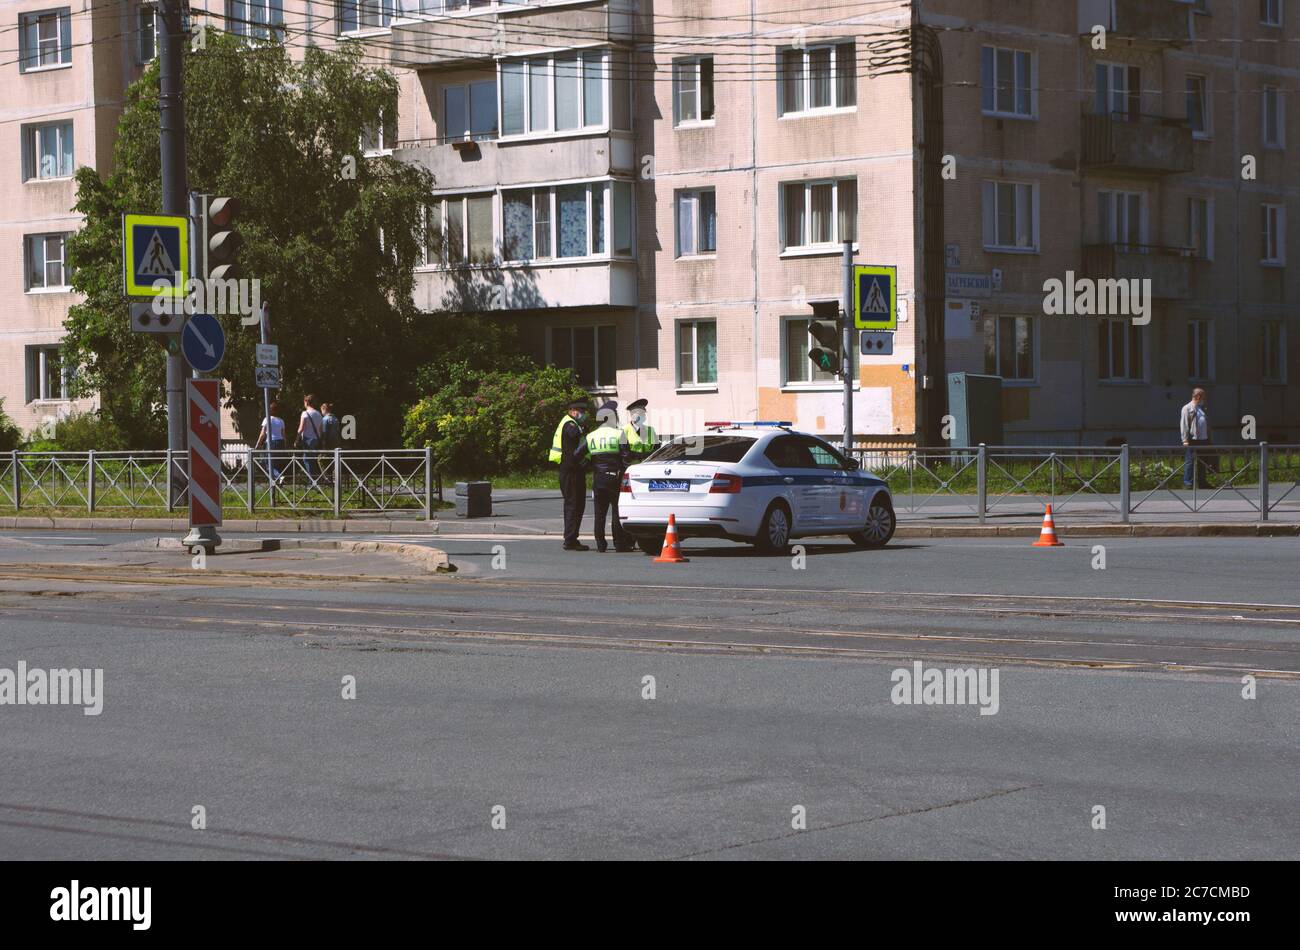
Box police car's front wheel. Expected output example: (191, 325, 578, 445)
(850, 498, 896, 548)
(752, 502, 792, 554)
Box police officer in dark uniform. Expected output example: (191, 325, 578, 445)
(579, 400, 634, 553)
(549, 398, 590, 550)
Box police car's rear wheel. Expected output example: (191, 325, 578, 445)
(850, 498, 895, 548)
(753, 502, 791, 554)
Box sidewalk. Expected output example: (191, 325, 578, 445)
(2, 485, 1296, 538)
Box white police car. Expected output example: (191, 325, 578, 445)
(619, 423, 895, 554)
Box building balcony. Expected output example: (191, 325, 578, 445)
(1076, 0, 1191, 45)
(1080, 113, 1193, 175)
(396, 131, 635, 190)
(413, 258, 637, 312)
(390, 1, 635, 71)
(1082, 243, 1193, 300)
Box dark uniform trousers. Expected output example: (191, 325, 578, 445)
(591, 469, 630, 549)
(560, 465, 586, 545)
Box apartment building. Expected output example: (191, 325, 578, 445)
(5, 0, 1294, 448)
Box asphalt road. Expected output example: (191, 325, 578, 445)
(0, 532, 1296, 859)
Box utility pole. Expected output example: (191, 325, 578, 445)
(159, 0, 188, 504)
(842, 240, 854, 454)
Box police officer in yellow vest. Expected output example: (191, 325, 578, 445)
(580, 400, 634, 553)
(550, 398, 591, 551)
(622, 398, 659, 463)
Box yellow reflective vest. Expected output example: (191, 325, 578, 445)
(549, 416, 580, 464)
(622, 422, 658, 458)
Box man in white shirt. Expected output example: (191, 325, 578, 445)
(253, 400, 286, 483)
(298, 394, 324, 481)
(1180, 387, 1210, 489)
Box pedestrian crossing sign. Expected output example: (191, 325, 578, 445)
(853, 264, 897, 330)
(123, 213, 188, 298)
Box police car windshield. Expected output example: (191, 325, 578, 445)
(647, 436, 756, 464)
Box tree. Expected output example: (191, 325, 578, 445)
(63, 32, 435, 447)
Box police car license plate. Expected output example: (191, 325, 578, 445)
(648, 479, 689, 492)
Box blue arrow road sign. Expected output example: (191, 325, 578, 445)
(182, 313, 226, 373)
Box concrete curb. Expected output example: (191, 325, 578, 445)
(1, 515, 1295, 539)
(134, 536, 453, 573)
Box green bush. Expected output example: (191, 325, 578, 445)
(38, 411, 129, 452)
(403, 366, 590, 478)
(0, 399, 20, 452)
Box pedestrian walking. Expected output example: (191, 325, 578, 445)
(253, 400, 286, 483)
(297, 394, 324, 481)
(1180, 387, 1212, 489)
(622, 398, 659, 463)
(321, 403, 341, 449)
(581, 400, 634, 553)
(549, 398, 590, 550)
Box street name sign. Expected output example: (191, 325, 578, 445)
(255, 343, 279, 366)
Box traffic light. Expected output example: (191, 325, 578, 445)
(204, 195, 241, 281)
(807, 301, 843, 377)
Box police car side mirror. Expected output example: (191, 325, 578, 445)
(844, 457, 860, 471)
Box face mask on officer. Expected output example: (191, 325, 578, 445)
(631, 411, 646, 428)
(575, 411, 587, 423)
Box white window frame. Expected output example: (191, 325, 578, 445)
(1188, 196, 1214, 261)
(1187, 319, 1215, 382)
(23, 121, 74, 181)
(498, 51, 609, 140)
(1262, 84, 1285, 148)
(677, 319, 718, 389)
(548, 324, 617, 391)
(675, 188, 716, 257)
(672, 56, 714, 126)
(227, 1, 285, 41)
(361, 110, 397, 157)
(25, 232, 71, 291)
(1186, 73, 1210, 138)
(781, 315, 839, 388)
(779, 178, 857, 255)
(1098, 189, 1148, 249)
(1262, 321, 1286, 383)
(441, 79, 498, 143)
(982, 180, 1040, 253)
(25, 345, 71, 402)
(20, 8, 71, 72)
(138, 4, 159, 63)
(779, 42, 857, 117)
(1261, 0, 1284, 27)
(425, 191, 496, 266)
(338, 0, 395, 34)
(1262, 202, 1286, 264)
(1098, 318, 1147, 383)
(1095, 61, 1139, 120)
(980, 46, 1036, 119)
(983, 314, 1038, 385)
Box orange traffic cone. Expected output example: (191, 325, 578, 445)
(1032, 504, 1064, 547)
(654, 514, 690, 563)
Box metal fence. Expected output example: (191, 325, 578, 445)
(843, 443, 1300, 523)
(0, 448, 443, 518)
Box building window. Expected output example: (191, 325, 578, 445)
(19, 8, 71, 72)
(551, 325, 616, 389)
(1098, 319, 1145, 381)
(677, 320, 718, 388)
(610, 51, 633, 131)
(500, 181, 633, 263)
(983, 315, 1035, 382)
(1262, 203, 1286, 264)
(25, 233, 71, 290)
(424, 193, 494, 265)
(676, 189, 716, 256)
(780, 179, 856, 252)
(361, 107, 398, 155)
(1262, 321, 1286, 382)
(338, 0, 394, 33)
(672, 56, 714, 125)
(981, 180, 1038, 252)
(22, 122, 74, 181)
(980, 46, 1033, 118)
(1187, 320, 1214, 381)
(500, 51, 609, 137)
(1099, 190, 1146, 248)
(138, 4, 159, 62)
(780, 42, 856, 115)
(25, 346, 70, 402)
(1262, 84, 1284, 147)
(783, 317, 836, 386)
(1261, 0, 1283, 27)
(1188, 197, 1213, 260)
(1095, 63, 1140, 121)
(1185, 74, 1209, 136)
(227, 1, 286, 40)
